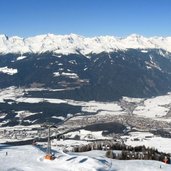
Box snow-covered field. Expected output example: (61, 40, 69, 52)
(122, 132, 171, 153)
(0, 144, 171, 171)
(64, 129, 110, 140)
(132, 95, 171, 119)
(0, 67, 18, 75)
(0, 145, 171, 171)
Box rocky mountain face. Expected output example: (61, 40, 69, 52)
(0, 49, 171, 100)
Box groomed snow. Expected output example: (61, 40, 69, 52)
(0, 145, 171, 171)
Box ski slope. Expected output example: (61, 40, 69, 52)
(0, 144, 171, 171)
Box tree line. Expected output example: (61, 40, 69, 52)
(72, 140, 170, 164)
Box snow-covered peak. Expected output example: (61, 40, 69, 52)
(0, 34, 8, 39)
(0, 33, 171, 55)
(126, 33, 143, 39)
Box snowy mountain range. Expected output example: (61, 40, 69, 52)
(0, 33, 171, 55)
(1, 33, 171, 128)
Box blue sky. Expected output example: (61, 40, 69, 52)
(0, 0, 170, 37)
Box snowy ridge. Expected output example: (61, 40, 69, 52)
(0, 34, 171, 55)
